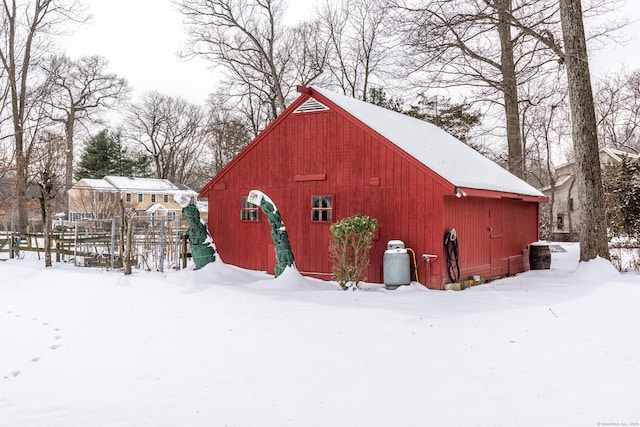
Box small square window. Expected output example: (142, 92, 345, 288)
(151, 194, 156, 203)
(126, 193, 131, 203)
(241, 197, 259, 221)
(311, 196, 332, 222)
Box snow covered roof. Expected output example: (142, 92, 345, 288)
(310, 86, 544, 198)
(146, 203, 169, 213)
(104, 176, 180, 192)
(540, 174, 574, 193)
(174, 183, 199, 197)
(600, 147, 640, 163)
(73, 176, 197, 196)
(75, 178, 116, 190)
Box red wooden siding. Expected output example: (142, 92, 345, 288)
(203, 91, 542, 289)
(442, 196, 539, 285)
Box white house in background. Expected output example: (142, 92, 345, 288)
(68, 176, 198, 222)
(541, 147, 639, 241)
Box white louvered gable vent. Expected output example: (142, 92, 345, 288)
(294, 97, 329, 113)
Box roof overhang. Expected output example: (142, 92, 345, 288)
(455, 187, 549, 203)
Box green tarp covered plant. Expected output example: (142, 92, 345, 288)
(259, 196, 295, 277)
(176, 195, 216, 269)
(247, 190, 295, 277)
(329, 214, 379, 290)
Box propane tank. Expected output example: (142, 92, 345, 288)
(384, 240, 411, 289)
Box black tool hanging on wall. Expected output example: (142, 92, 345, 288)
(444, 229, 460, 283)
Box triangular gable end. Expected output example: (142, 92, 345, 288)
(294, 97, 329, 113)
(200, 92, 314, 196)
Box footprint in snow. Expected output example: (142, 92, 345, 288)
(50, 345, 60, 350)
(54, 336, 62, 340)
(31, 357, 40, 363)
(5, 371, 21, 378)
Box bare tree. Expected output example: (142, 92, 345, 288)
(177, 0, 328, 131)
(32, 130, 65, 266)
(318, 0, 395, 101)
(41, 53, 129, 193)
(390, 0, 563, 179)
(0, 44, 13, 185)
(559, 0, 609, 261)
(126, 91, 207, 187)
(519, 76, 570, 236)
(0, 0, 86, 233)
(595, 69, 640, 151)
(390, 0, 624, 179)
(204, 93, 252, 174)
(119, 198, 135, 275)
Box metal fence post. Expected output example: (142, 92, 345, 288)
(159, 217, 165, 273)
(175, 214, 182, 270)
(74, 222, 78, 266)
(9, 208, 14, 259)
(110, 217, 116, 269)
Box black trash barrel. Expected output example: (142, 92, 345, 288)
(529, 242, 551, 270)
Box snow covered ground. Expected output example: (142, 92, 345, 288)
(1, 243, 638, 427)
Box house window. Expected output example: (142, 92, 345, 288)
(241, 197, 259, 221)
(151, 194, 156, 203)
(164, 194, 169, 203)
(138, 193, 144, 203)
(569, 198, 574, 211)
(557, 213, 565, 231)
(97, 192, 104, 202)
(126, 193, 131, 203)
(168, 211, 176, 220)
(311, 196, 332, 222)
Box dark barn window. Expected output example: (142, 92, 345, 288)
(241, 197, 259, 221)
(311, 196, 332, 222)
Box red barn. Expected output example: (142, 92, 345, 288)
(200, 86, 546, 289)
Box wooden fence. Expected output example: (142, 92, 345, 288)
(0, 216, 191, 271)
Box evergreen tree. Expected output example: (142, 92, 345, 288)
(367, 87, 483, 147)
(75, 130, 150, 181)
(368, 87, 404, 113)
(407, 95, 482, 145)
(603, 156, 640, 238)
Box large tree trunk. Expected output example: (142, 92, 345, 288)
(559, 0, 610, 261)
(497, 0, 524, 179)
(43, 197, 52, 267)
(38, 169, 54, 267)
(15, 143, 29, 233)
(65, 112, 75, 191)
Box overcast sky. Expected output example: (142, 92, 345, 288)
(58, 0, 640, 106)
(59, 0, 315, 105)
